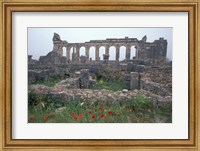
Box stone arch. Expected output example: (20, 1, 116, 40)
(109, 46, 116, 60)
(89, 46, 95, 61)
(119, 46, 126, 61)
(130, 45, 136, 59)
(99, 46, 106, 60)
(79, 46, 86, 57)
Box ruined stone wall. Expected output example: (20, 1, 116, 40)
(28, 63, 129, 84)
(39, 51, 67, 65)
(50, 33, 168, 62)
(124, 62, 172, 97)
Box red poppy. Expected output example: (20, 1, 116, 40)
(128, 108, 132, 112)
(72, 111, 75, 115)
(98, 106, 103, 110)
(88, 111, 92, 114)
(100, 114, 105, 118)
(108, 111, 112, 115)
(73, 116, 79, 120)
(43, 115, 49, 119)
(79, 114, 83, 118)
(92, 115, 96, 119)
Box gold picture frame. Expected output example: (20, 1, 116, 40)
(0, 0, 199, 150)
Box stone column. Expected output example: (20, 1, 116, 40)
(136, 45, 142, 59)
(73, 46, 76, 54)
(85, 45, 90, 63)
(76, 46, 80, 63)
(103, 54, 109, 64)
(135, 46, 138, 59)
(65, 47, 67, 57)
(106, 45, 109, 55)
(116, 47, 120, 61)
(67, 46, 71, 63)
(126, 46, 131, 60)
(95, 46, 100, 62)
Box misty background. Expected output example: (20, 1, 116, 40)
(28, 28, 172, 61)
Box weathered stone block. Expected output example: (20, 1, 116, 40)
(135, 65, 146, 73)
(80, 69, 90, 89)
(140, 79, 170, 96)
(124, 74, 131, 90)
(130, 72, 140, 90)
(127, 62, 133, 71)
(28, 69, 50, 84)
(120, 63, 127, 71)
(80, 55, 87, 64)
(65, 78, 80, 88)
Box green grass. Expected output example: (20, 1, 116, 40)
(28, 94, 172, 123)
(89, 79, 125, 91)
(32, 76, 67, 87)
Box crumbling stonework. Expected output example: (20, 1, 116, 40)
(103, 54, 109, 64)
(28, 33, 172, 106)
(80, 55, 87, 64)
(28, 55, 38, 64)
(28, 70, 50, 84)
(140, 79, 170, 96)
(124, 63, 172, 97)
(50, 33, 167, 63)
(80, 69, 90, 89)
(29, 84, 172, 103)
(39, 51, 67, 65)
(130, 72, 140, 90)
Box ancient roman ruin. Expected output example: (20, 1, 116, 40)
(29, 33, 172, 106)
(35, 33, 167, 64)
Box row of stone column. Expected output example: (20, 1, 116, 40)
(64, 45, 136, 62)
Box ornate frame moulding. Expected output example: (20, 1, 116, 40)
(0, 0, 199, 151)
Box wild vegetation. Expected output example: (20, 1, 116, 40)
(28, 92, 172, 123)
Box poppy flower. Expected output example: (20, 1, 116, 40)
(79, 114, 83, 118)
(128, 108, 132, 112)
(88, 111, 92, 114)
(72, 111, 75, 115)
(43, 115, 49, 119)
(92, 115, 96, 119)
(98, 106, 103, 110)
(108, 111, 112, 115)
(73, 116, 79, 120)
(100, 114, 105, 118)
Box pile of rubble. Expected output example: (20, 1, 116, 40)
(29, 84, 171, 104)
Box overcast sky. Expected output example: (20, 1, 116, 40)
(28, 28, 172, 61)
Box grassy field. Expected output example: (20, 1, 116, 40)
(32, 76, 67, 87)
(29, 76, 171, 123)
(28, 94, 172, 123)
(89, 79, 125, 91)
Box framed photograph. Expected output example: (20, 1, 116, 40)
(0, 0, 199, 150)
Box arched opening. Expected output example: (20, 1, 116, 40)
(70, 47, 75, 61)
(119, 46, 126, 61)
(109, 46, 116, 60)
(130, 46, 136, 60)
(79, 46, 86, 57)
(62, 47, 67, 57)
(99, 46, 105, 60)
(89, 46, 95, 61)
